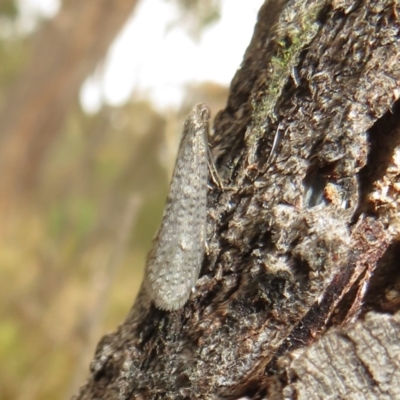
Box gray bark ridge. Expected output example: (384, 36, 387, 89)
(74, 0, 400, 399)
(280, 311, 400, 400)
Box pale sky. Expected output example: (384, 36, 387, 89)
(19, 0, 263, 113)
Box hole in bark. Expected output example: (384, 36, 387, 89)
(362, 240, 400, 314)
(303, 169, 328, 208)
(175, 373, 190, 388)
(290, 255, 312, 284)
(357, 98, 400, 215)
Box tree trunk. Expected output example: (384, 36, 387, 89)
(73, 0, 400, 398)
(0, 0, 138, 208)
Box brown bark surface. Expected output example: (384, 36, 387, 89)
(0, 0, 138, 207)
(74, 0, 400, 398)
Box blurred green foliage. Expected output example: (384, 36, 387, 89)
(0, 0, 18, 19)
(0, 1, 228, 399)
(167, 0, 221, 39)
(0, 96, 169, 399)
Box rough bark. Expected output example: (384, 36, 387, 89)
(277, 311, 400, 400)
(74, 0, 400, 398)
(0, 0, 138, 208)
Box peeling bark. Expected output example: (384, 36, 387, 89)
(278, 311, 400, 400)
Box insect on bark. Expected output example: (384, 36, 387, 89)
(144, 103, 210, 311)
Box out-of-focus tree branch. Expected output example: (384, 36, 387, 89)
(0, 0, 138, 209)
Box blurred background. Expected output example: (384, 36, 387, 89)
(0, 0, 262, 398)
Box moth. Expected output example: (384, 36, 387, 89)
(144, 103, 210, 311)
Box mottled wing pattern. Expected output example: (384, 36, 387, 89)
(144, 104, 209, 310)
